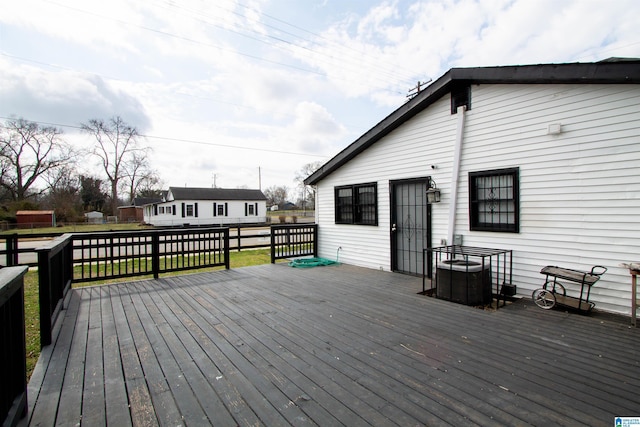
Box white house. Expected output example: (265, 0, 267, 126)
(143, 187, 267, 226)
(305, 59, 640, 315)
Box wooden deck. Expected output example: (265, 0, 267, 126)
(21, 263, 640, 426)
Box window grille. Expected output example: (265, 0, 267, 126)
(335, 183, 377, 225)
(469, 168, 519, 232)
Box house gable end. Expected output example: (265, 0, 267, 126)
(305, 60, 640, 186)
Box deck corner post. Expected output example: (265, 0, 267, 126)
(37, 248, 53, 347)
(313, 224, 318, 258)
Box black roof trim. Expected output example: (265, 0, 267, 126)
(305, 60, 640, 185)
(167, 187, 267, 201)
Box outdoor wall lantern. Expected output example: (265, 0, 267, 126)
(426, 178, 441, 203)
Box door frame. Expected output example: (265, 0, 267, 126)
(390, 177, 433, 277)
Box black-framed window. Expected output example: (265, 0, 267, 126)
(186, 204, 194, 217)
(335, 183, 377, 225)
(245, 202, 258, 216)
(469, 168, 519, 232)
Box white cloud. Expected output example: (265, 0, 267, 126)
(290, 0, 640, 107)
(0, 59, 150, 129)
(1, 0, 638, 194)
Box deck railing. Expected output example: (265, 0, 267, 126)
(0, 224, 294, 267)
(270, 224, 318, 263)
(72, 227, 230, 282)
(0, 266, 29, 427)
(36, 227, 230, 347)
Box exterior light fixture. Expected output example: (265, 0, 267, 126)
(426, 178, 441, 203)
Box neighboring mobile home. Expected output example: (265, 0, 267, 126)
(305, 59, 640, 315)
(144, 187, 267, 226)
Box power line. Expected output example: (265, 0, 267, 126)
(38, 0, 420, 94)
(183, 0, 422, 86)
(231, 0, 423, 83)
(0, 116, 329, 159)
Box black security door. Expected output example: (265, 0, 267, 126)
(391, 178, 432, 276)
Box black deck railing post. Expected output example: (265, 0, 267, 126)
(312, 224, 318, 258)
(152, 233, 160, 279)
(0, 266, 29, 427)
(224, 228, 230, 269)
(270, 226, 276, 264)
(6, 233, 18, 266)
(36, 234, 73, 347)
(37, 248, 53, 347)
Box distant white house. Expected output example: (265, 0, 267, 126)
(143, 187, 268, 226)
(305, 59, 640, 316)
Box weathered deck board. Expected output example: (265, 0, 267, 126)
(21, 263, 640, 426)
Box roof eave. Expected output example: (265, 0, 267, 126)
(304, 61, 640, 185)
(305, 69, 455, 185)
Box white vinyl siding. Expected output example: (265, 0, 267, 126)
(315, 83, 640, 315)
(145, 199, 267, 226)
(316, 95, 454, 270)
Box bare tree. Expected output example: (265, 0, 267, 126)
(82, 116, 149, 214)
(122, 150, 161, 203)
(294, 161, 323, 209)
(264, 185, 288, 208)
(0, 117, 75, 201)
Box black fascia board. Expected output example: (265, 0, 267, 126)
(304, 61, 640, 186)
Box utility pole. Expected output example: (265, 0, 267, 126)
(258, 167, 261, 190)
(406, 79, 432, 100)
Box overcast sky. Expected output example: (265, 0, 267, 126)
(1, 0, 639, 196)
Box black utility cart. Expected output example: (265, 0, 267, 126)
(533, 265, 607, 312)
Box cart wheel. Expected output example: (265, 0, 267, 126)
(545, 280, 566, 296)
(532, 289, 556, 309)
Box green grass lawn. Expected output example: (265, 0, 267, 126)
(23, 248, 275, 379)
